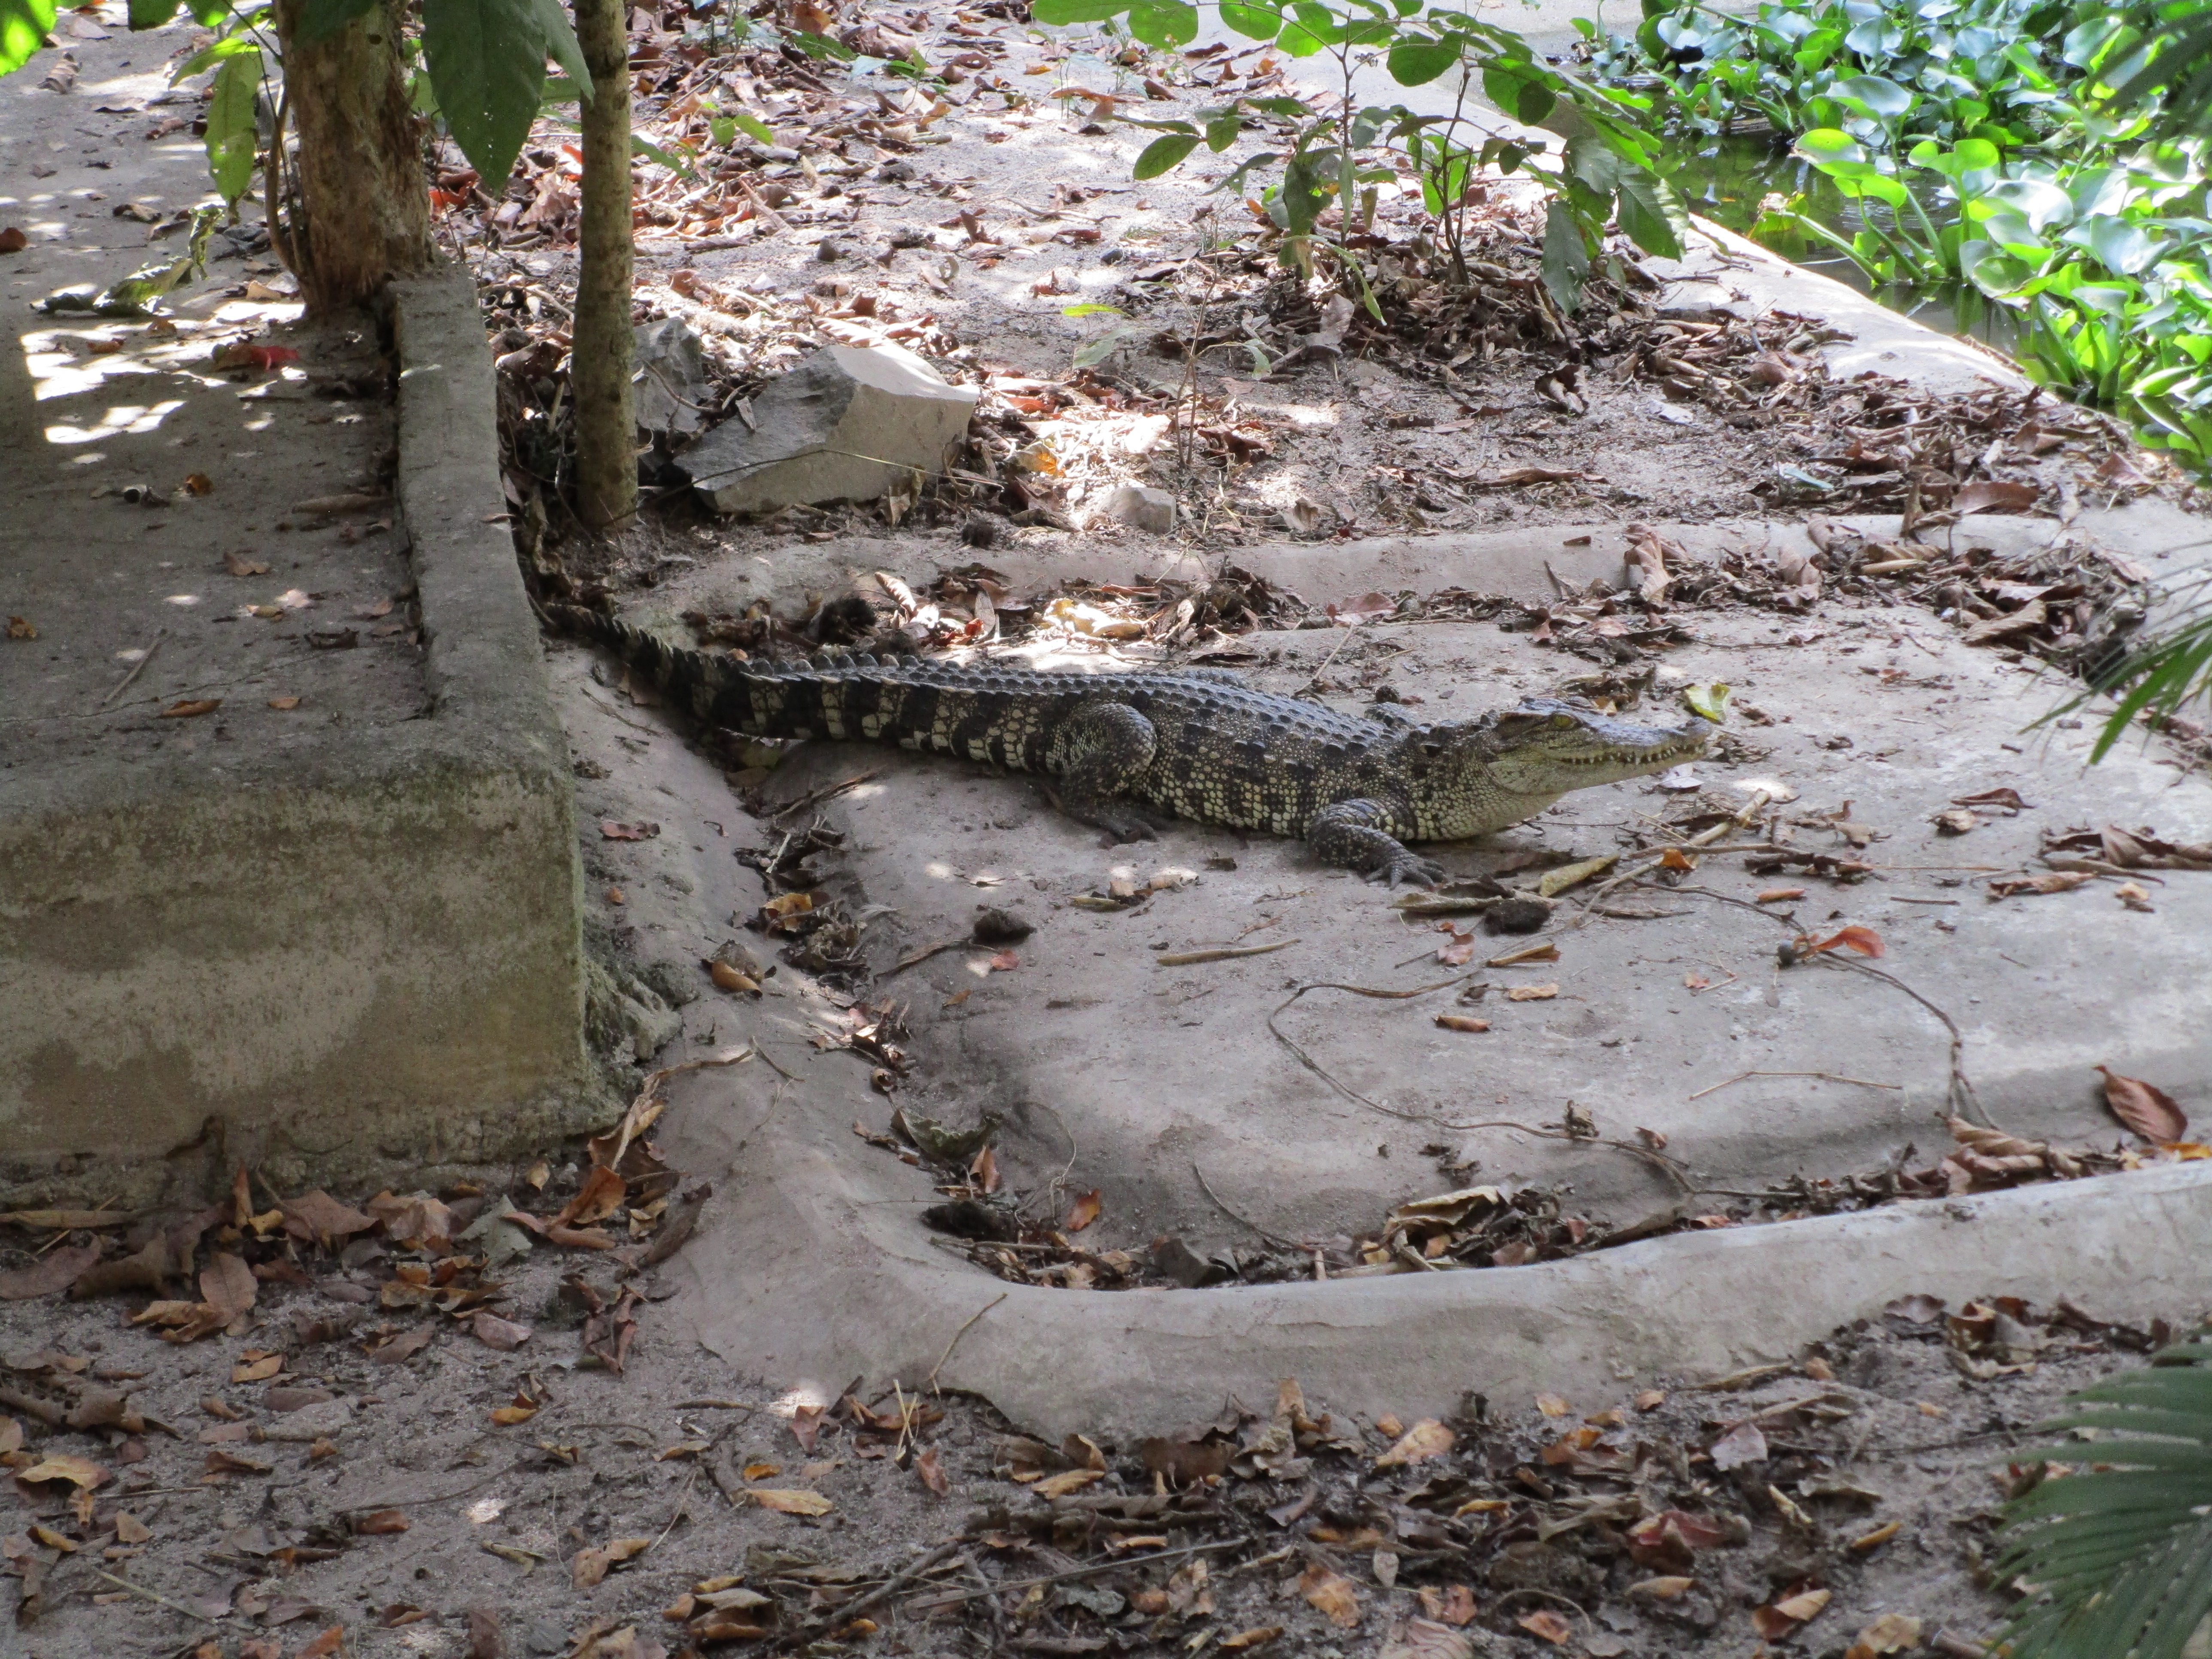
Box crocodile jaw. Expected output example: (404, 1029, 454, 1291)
(1416, 700, 1715, 838)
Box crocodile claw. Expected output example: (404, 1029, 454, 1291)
(1369, 852, 1446, 890)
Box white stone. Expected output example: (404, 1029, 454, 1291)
(681, 343, 978, 516)
(1101, 481, 1175, 534)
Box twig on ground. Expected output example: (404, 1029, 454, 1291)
(927, 1291, 1007, 1391)
(789, 1539, 967, 1643)
(772, 769, 879, 821)
(906, 1540, 1244, 1611)
(1157, 939, 1299, 966)
(93, 1570, 217, 1623)
(100, 630, 165, 708)
(1688, 1070, 1903, 1102)
(1191, 1162, 1294, 1247)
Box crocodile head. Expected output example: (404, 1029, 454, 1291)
(1412, 696, 1717, 837)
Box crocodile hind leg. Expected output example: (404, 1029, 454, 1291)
(1048, 700, 1161, 842)
(1308, 798, 1444, 888)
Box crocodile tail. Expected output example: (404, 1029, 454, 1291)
(541, 601, 805, 735)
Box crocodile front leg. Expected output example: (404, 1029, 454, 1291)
(1307, 797, 1444, 888)
(1048, 700, 1161, 842)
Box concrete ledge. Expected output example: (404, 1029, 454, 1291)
(0, 267, 594, 1206)
(663, 1049, 2212, 1439)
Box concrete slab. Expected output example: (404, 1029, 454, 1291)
(0, 21, 597, 1204)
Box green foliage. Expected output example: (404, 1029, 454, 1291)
(1, 0, 58, 76)
(1037, 0, 1686, 311)
(1993, 1334, 2212, 1656)
(204, 48, 262, 204)
(422, 0, 563, 190)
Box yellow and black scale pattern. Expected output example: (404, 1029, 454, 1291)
(548, 604, 1704, 887)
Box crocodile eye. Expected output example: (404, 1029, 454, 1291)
(1550, 713, 1576, 728)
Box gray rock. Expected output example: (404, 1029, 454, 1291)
(583, 957, 682, 1062)
(681, 343, 978, 516)
(1100, 480, 1175, 534)
(634, 316, 711, 437)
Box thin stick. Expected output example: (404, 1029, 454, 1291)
(1191, 1163, 1293, 1246)
(772, 769, 879, 821)
(906, 1540, 1242, 1611)
(927, 1292, 1006, 1391)
(93, 1570, 216, 1623)
(1156, 939, 1299, 966)
(1687, 1070, 1903, 1102)
(1816, 954, 1992, 1127)
(788, 1539, 966, 1643)
(883, 937, 988, 978)
(101, 630, 166, 708)
(650, 1464, 699, 1551)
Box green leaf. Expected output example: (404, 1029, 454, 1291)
(127, 0, 182, 30)
(2088, 215, 2160, 275)
(1681, 682, 1729, 722)
(530, 0, 592, 99)
(1126, 0, 1196, 47)
(632, 134, 694, 176)
(1061, 302, 1125, 316)
(728, 107, 774, 145)
(1386, 36, 1459, 85)
(1615, 171, 1686, 260)
(1540, 196, 1590, 313)
(171, 33, 260, 82)
(204, 48, 261, 205)
(1, 0, 56, 73)
(1832, 73, 1914, 120)
(421, 0, 548, 190)
(1030, 0, 1132, 21)
(1204, 110, 1243, 151)
(1133, 131, 1200, 179)
(295, 0, 378, 43)
(1218, 0, 1280, 37)
(1481, 63, 1555, 125)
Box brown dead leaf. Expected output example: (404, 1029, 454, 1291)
(368, 1326, 435, 1365)
(231, 1352, 282, 1383)
(1434, 1014, 1489, 1033)
(490, 1392, 540, 1426)
(114, 1511, 151, 1544)
(1757, 887, 1806, 903)
(293, 1630, 343, 1659)
(352, 1509, 410, 1535)
(600, 820, 661, 841)
(571, 1536, 653, 1587)
(1374, 1419, 1454, 1468)
(559, 1165, 626, 1227)
(1708, 1421, 1768, 1471)
(266, 696, 300, 710)
(753, 1489, 833, 1516)
(1954, 480, 2042, 514)
(1221, 1629, 1283, 1652)
(1504, 983, 1559, 1002)
(1845, 1612, 1922, 1658)
(1066, 1190, 1102, 1232)
(0, 1243, 103, 1301)
(6, 615, 36, 639)
(1850, 1519, 1902, 1553)
(279, 1190, 375, 1247)
(1534, 1394, 1572, 1417)
(18, 1453, 109, 1489)
(914, 1447, 949, 1496)
(1034, 1468, 1104, 1499)
(160, 699, 221, 718)
(2097, 1066, 2188, 1142)
(1753, 1586, 1833, 1637)
(1990, 870, 2097, 899)
(1804, 925, 1884, 958)
(470, 1312, 533, 1352)
(1300, 1565, 1362, 1629)
(1487, 942, 1559, 967)
(203, 1446, 272, 1477)
(1517, 1609, 1574, 1645)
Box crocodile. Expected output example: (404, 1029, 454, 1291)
(548, 603, 1714, 887)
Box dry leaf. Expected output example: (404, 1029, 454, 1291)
(2097, 1066, 2188, 1141)
(1504, 983, 1559, 1001)
(6, 615, 36, 639)
(267, 696, 301, 710)
(571, 1536, 653, 1587)
(353, 1509, 410, 1535)
(1805, 925, 1884, 958)
(224, 550, 270, 576)
(491, 1392, 540, 1426)
(1534, 1394, 1571, 1417)
(1989, 870, 2096, 898)
(1517, 1609, 1573, 1645)
(471, 1312, 533, 1351)
(1537, 855, 1615, 897)
(1373, 1419, 1454, 1468)
(752, 1489, 833, 1516)
(1632, 1577, 1695, 1600)
(1434, 1014, 1489, 1033)
(295, 1629, 343, 1659)
(1034, 1468, 1104, 1499)
(1847, 1612, 1923, 1658)
(1850, 1519, 1902, 1553)
(1757, 887, 1806, 903)
(160, 699, 221, 718)
(0, 1242, 103, 1300)
(231, 1352, 282, 1383)
(1299, 1565, 1362, 1629)
(18, 1453, 109, 1489)
(914, 1448, 949, 1496)
(1221, 1629, 1283, 1652)
(1066, 1190, 1102, 1232)
(1708, 1421, 1768, 1470)
(1487, 942, 1559, 966)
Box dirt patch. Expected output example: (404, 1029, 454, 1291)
(1, 1167, 2196, 1659)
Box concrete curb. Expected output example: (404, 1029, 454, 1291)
(663, 1054, 2212, 1440)
(0, 269, 598, 1206)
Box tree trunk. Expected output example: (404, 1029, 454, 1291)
(270, 0, 433, 315)
(571, 0, 637, 531)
